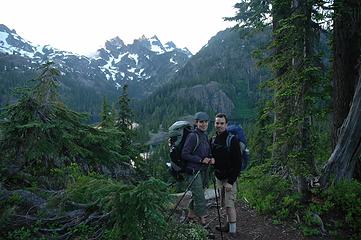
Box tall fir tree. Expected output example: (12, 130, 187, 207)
(230, 0, 328, 198)
(115, 84, 143, 168)
(99, 96, 115, 128)
(0, 63, 90, 176)
(116, 85, 134, 135)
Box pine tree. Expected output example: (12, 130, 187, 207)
(116, 85, 134, 135)
(114, 84, 142, 168)
(0, 62, 91, 176)
(99, 96, 115, 128)
(230, 0, 328, 199)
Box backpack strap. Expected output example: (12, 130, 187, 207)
(226, 133, 234, 151)
(210, 136, 216, 146)
(192, 131, 200, 153)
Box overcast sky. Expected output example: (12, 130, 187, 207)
(1, 0, 238, 56)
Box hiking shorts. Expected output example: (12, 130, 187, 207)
(216, 178, 237, 208)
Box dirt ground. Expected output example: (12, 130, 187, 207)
(173, 189, 336, 240)
(202, 201, 333, 240)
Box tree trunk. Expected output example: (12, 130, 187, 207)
(271, 0, 292, 163)
(322, 73, 361, 186)
(332, 0, 361, 149)
(294, 0, 319, 200)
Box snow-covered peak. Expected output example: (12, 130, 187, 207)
(148, 35, 166, 54)
(164, 41, 176, 52)
(150, 35, 160, 41)
(133, 34, 167, 55)
(181, 47, 193, 58)
(1, 23, 193, 99)
(0, 24, 15, 35)
(0, 24, 85, 62)
(105, 36, 125, 49)
(0, 25, 36, 57)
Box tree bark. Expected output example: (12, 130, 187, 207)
(294, 0, 319, 200)
(322, 72, 361, 186)
(332, 0, 361, 149)
(271, 0, 292, 163)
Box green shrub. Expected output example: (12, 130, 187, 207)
(108, 178, 172, 240)
(164, 222, 208, 240)
(6, 227, 32, 240)
(298, 180, 361, 238)
(323, 180, 361, 238)
(238, 162, 301, 219)
(62, 174, 175, 240)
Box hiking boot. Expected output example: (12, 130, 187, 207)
(227, 232, 239, 240)
(207, 232, 215, 239)
(199, 215, 207, 225)
(215, 223, 229, 232)
(187, 209, 197, 219)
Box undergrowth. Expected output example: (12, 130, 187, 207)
(237, 163, 361, 239)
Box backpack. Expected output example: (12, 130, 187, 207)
(168, 121, 200, 180)
(226, 124, 250, 171)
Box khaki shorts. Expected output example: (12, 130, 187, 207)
(216, 178, 237, 208)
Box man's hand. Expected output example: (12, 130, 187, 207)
(202, 157, 215, 164)
(224, 182, 233, 191)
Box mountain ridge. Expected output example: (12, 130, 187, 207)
(0, 23, 194, 121)
(0, 23, 192, 98)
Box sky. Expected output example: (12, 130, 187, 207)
(1, 0, 239, 56)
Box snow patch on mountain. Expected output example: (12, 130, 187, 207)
(0, 24, 193, 98)
(128, 53, 139, 65)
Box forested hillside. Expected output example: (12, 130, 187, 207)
(135, 28, 270, 130)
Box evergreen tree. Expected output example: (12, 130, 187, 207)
(116, 85, 134, 134)
(231, 0, 361, 188)
(115, 84, 143, 168)
(0, 63, 129, 180)
(230, 0, 328, 199)
(0, 62, 91, 176)
(99, 96, 115, 128)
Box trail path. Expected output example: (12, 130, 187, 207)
(175, 189, 333, 240)
(206, 200, 331, 240)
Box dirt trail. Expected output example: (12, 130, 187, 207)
(174, 189, 333, 240)
(204, 200, 332, 240)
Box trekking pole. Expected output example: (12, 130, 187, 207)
(167, 170, 201, 222)
(212, 177, 224, 240)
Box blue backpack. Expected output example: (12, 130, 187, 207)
(226, 124, 250, 171)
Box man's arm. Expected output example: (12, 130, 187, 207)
(227, 136, 242, 185)
(181, 132, 202, 163)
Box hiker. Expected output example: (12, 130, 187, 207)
(211, 113, 242, 238)
(181, 111, 214, 225)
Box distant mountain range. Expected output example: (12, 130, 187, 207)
(0, 23, 271, 125)
(0, 23, 192, 97)
(0, 23, 193, 121)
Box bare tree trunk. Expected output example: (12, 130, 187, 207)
(332, 0, 361, 149)
(321, 73, 361, 186)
